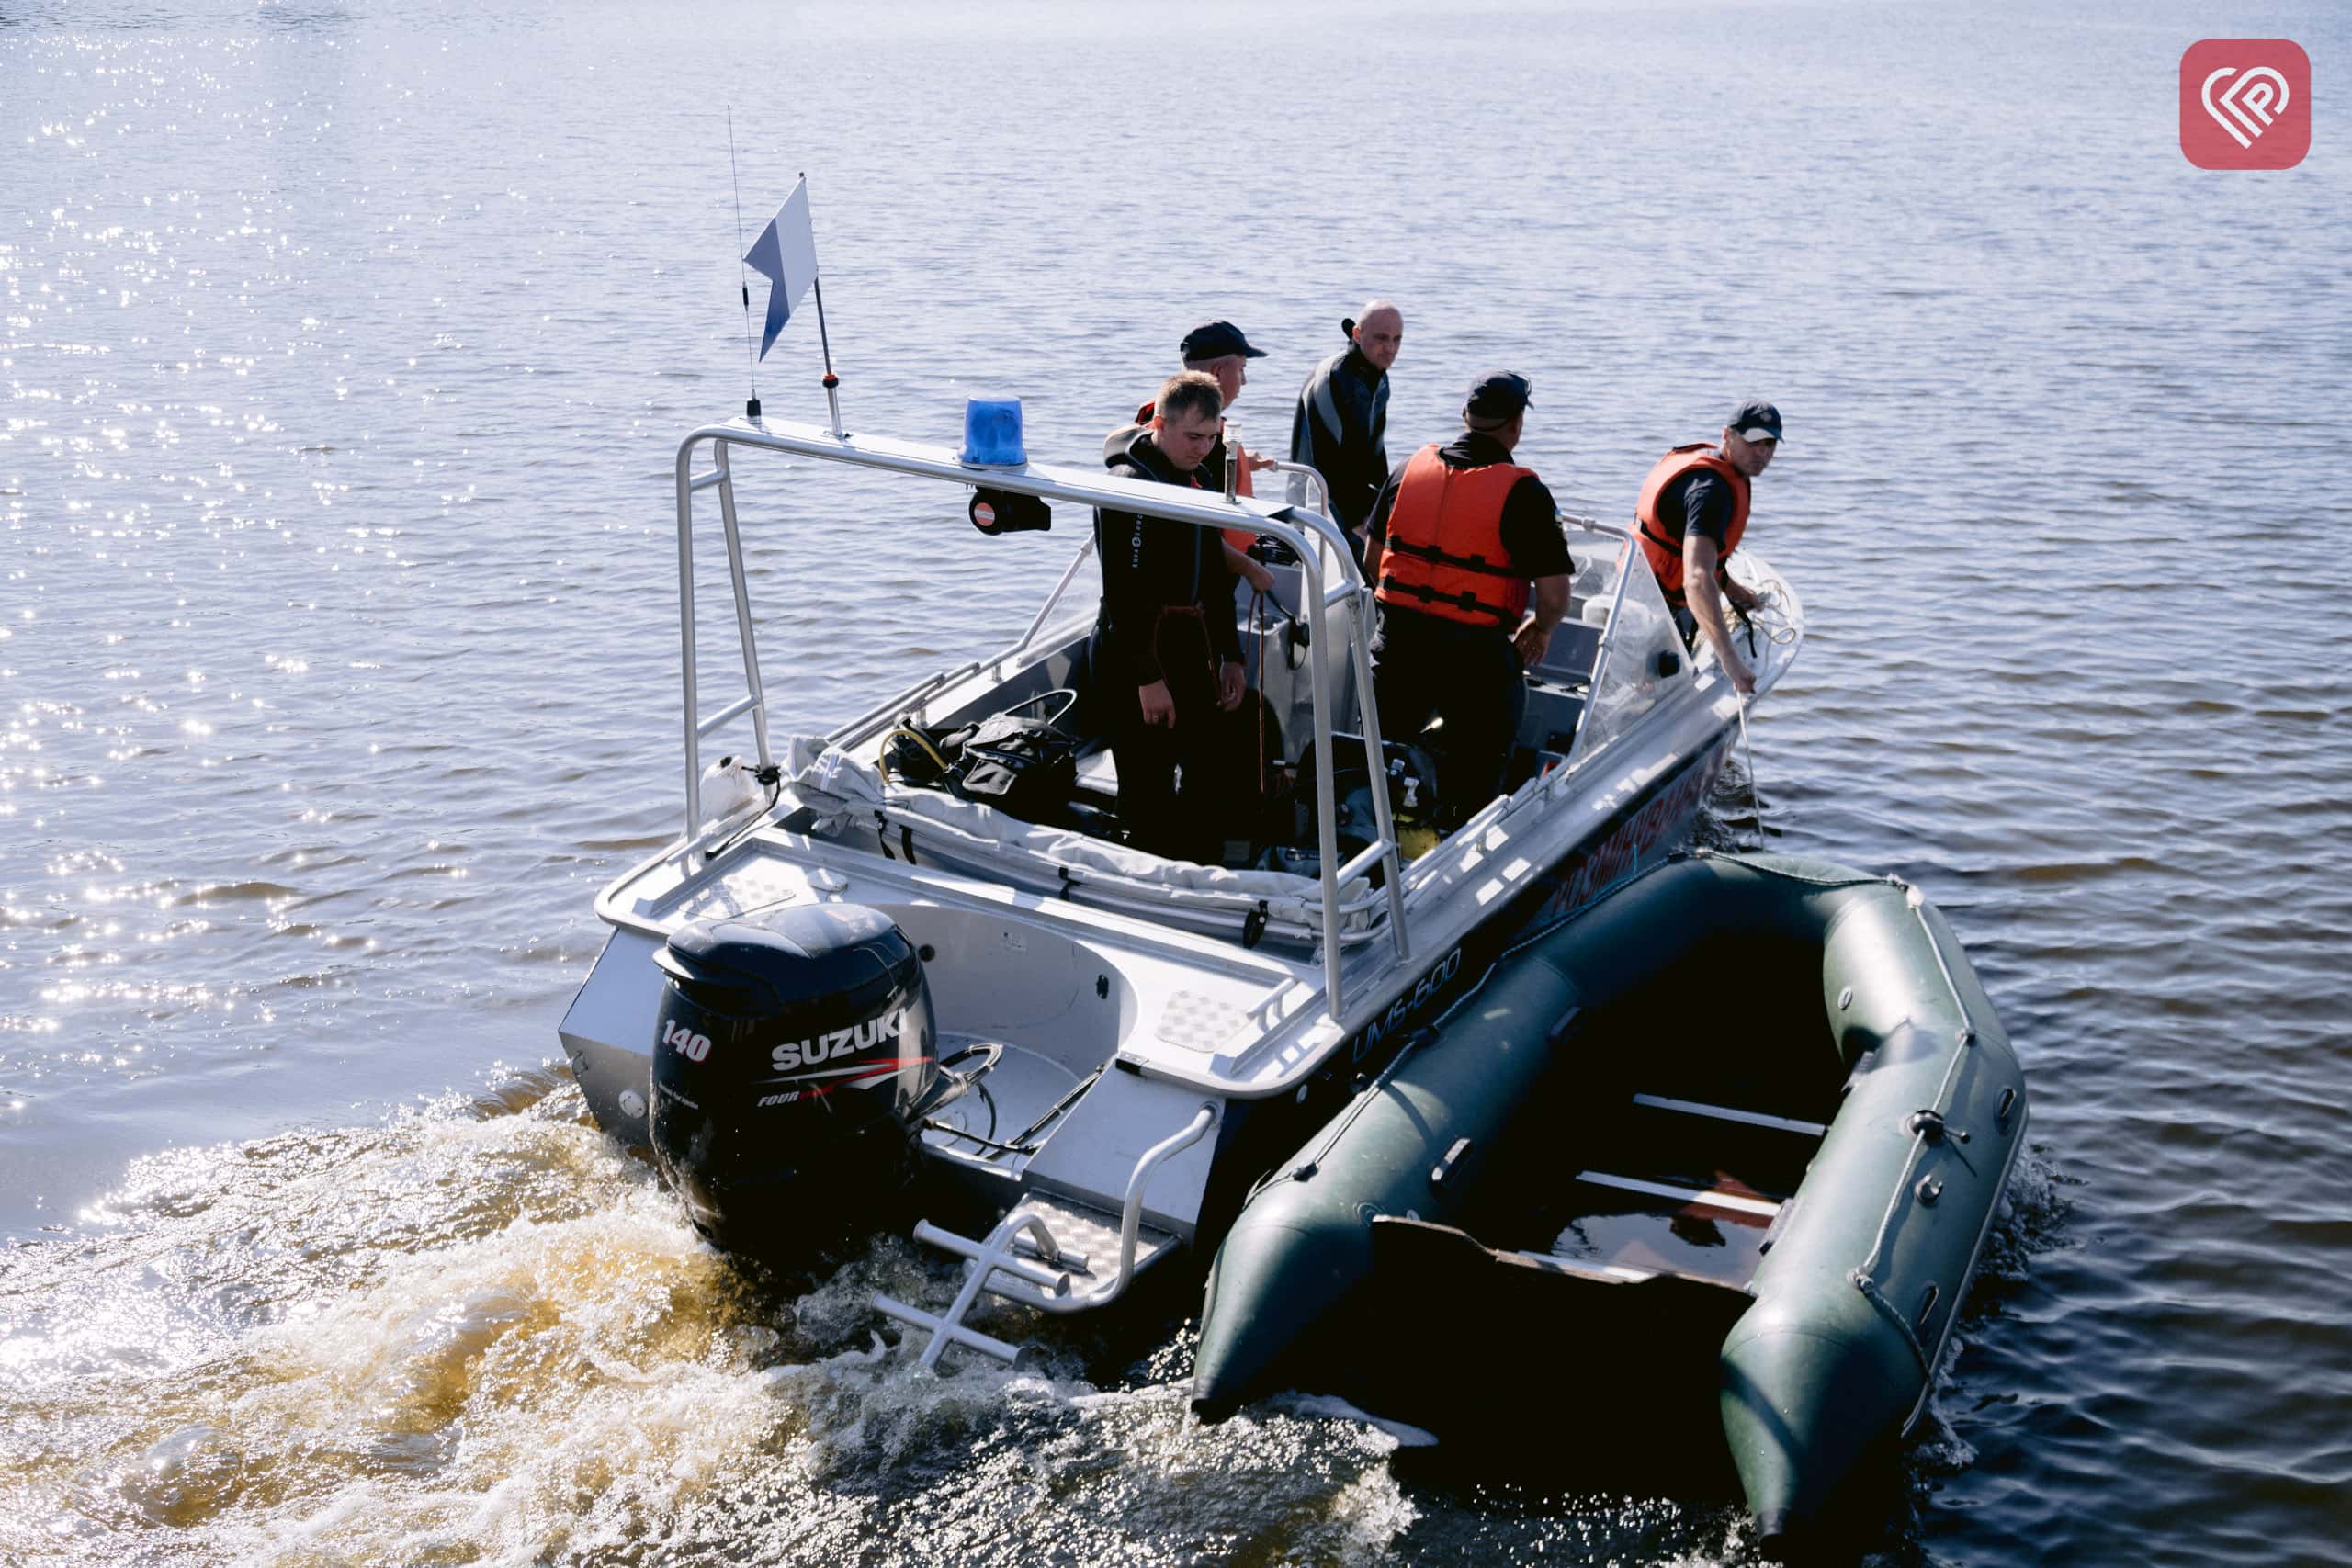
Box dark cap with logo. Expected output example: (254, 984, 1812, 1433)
(1727, 399, 1784, 443)
(1181, 320, 1266, 362)
(1464, 371, 1532, 420)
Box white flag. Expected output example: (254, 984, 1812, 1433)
(744, 176, 819, 360)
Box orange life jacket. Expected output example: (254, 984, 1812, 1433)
(1373, 445, 1535, 628)
(1634, 445, 1749, 606)
(1220, 454, 1256, 553)
(1136, 398, 1256, 551)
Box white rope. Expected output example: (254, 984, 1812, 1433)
(1724, 579, 1785, 852)
(1740, 585, 1800, 646)
(1736, 693, 1764, 851)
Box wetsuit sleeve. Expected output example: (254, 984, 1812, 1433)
(1207, 545, 1244, 664)
(1499, 477, 1573, 578)
(1094, 502, 1167, 687)
(1677, 472, 1735, 550)
(1331, 371, 1388, 532)
(1290, 385, 1320, 468)
(1291, 356, 1339, 472)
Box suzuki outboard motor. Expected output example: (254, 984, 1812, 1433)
(649, 904, 940, 1256)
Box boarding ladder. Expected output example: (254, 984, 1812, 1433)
(872, 1103, 1217, 1368)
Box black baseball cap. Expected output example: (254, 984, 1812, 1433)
(1727, 399, 1784, 443)
(1181, 320, 1266, 361)
(1464, 371, 1532, 420)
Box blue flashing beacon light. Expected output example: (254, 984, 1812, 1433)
(960, 398, 1026, 467)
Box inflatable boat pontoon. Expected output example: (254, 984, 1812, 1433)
(1192, 851, 2028, 1544)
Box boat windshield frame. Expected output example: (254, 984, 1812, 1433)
(666, 414, 1411, 1007)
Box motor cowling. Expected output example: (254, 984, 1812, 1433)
(649, 904, 940, 1256)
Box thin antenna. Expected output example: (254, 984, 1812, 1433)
(728, 107, 760, 422)
(804, 171, 843, 438)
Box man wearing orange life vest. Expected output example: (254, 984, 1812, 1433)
(1364, 372, 1573, 824)
(1634, 399, 1782, 696)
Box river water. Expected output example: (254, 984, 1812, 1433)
(3, 2, 2347, 1562)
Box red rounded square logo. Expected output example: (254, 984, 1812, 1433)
(2181, 39, 2310, 169)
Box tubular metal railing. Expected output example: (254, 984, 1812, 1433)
(1258, 459, 1334, 527)
(1008, 537, 1096, 659)
(675, 438, 776, 839)
(671, 418, 1408, 1011)
(1561, 523, 1644, 773)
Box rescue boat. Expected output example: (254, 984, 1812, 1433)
(1190, 850, 2028, 1546)
(557, 405, 1803, 1385)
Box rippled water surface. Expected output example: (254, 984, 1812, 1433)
(4, 2, 2348, 1562)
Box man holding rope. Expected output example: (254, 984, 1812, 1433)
(1634, 399, 1783, 696)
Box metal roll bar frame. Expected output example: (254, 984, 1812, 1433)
(670, 417, 1408, 1010)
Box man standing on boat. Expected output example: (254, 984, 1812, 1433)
(1291, 301, 1401, 558)
(1092, 370, 1250, 861)
(1634, 400, 1781, 696)
(1364, 372, 1572, 825)
(1112, 320, 1278, 596)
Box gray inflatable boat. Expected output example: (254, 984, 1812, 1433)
(1191, 851, 2028, 1546)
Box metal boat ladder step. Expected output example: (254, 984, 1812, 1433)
(873, 1100, 1216, 1370)
(874, 1193, 1179, 1370)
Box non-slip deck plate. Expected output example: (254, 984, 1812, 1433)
(998, 1190, 1178, 1288)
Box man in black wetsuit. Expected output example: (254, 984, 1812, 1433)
(1291, 300, 1402, 556)
(1364, 372, 1573, 824)
(1091, 370, 1247, 861)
